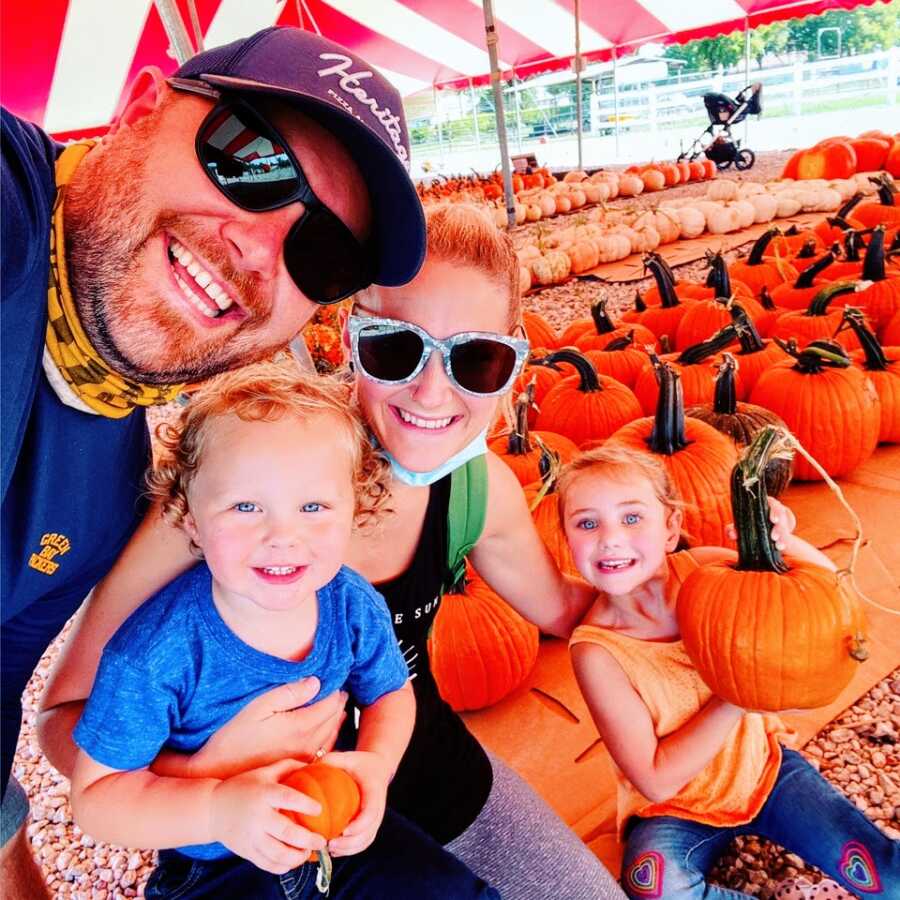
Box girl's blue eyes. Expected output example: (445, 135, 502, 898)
(577, 514, 641, 529)
(232, 502, 323, 513)
(623, 513, 641, 526)
(578, 519, 598, 531)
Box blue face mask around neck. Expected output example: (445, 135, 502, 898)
(378, 428, 489, 487)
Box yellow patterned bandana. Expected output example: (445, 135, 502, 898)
(45, 142, 184, 419)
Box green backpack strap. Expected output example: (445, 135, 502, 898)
(443, 454, 489, 595)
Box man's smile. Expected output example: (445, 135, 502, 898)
(165, 234, 243, 324)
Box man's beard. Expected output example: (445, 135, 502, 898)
(63, 130, 282, 386)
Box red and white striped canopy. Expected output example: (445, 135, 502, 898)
(0, 0, 884, 138)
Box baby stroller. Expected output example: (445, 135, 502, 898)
(678, 82, 762, 171)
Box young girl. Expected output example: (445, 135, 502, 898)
(69, 362, 498, 900)
(560, 444, 899, 899)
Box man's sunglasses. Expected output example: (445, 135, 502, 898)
(169, 77, 373, 305)
(347, 314, 529, 397)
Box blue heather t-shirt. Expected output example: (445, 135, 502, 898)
(74, 562, 409, 860)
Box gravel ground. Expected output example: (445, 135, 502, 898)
(12, 152, 899, 898)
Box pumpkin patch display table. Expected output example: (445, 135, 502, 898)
(461, 445, 900, 876)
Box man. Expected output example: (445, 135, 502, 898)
(1, 26, 489, 900)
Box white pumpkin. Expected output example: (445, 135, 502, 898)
(728, 200, 756, 229)
(563, 170, 589, 183)
(749, 193, 779, 223)
(706, 180, 739, 201)
(675, 206, 706, 239)
(706, 205, 740, 234)
(595, 232, 633, 263)
(774, 195, 802, 218)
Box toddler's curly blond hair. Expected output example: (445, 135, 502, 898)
(147, 360, 390, 536)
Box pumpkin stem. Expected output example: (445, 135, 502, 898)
(805, 281, 859, 317)
(633, 290, 647, 313)
(861, 226, 887, 283)
(644, 252, 682, 309)
(507, 383, 535, 456)
(705, 251, 734, 298)
(836, 191, 865, 220)
(775, 337, 852, 373)
(544, 348, 602, 393)
(794, 238, 819, 260)
(647, 358, 691, 456)
(869, 173, 897, 207)
(842, 229, 867, 263)
(604, 330, 636, 352)
(747, 227, 781, 266)
(835, 307, 894, 371)
(795, 251, 835, 288)
(758, 286, 777, 312)
(677, 324, 739, 365)
(889, 230, 900, 255)
(826, 215, 858, 234)
(732, 426, 792, 574)
(785, 224, 800, 236)
(730, 302, 767, 355)
(590, 298, 617, 335)
(712, 353, 739, 415)
(528, 445, 562, 511)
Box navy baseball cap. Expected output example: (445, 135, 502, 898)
(175, 26, 425, 288)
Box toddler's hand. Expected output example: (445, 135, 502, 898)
(209, 758, 326, 874)
(321, 750, 392, 857)
(725, 497, 797, 549)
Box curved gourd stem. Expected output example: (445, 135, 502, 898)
(805, 282, 858, 318)
(647, 358, 691, 456)
(644, 253, 683, 309)
(774, 337, 852, 373)
(677, 324, 739, 365)
(836, 191, 865, 219)
(705, 251, 734, 297)
(732, 427, 791, 573)
(869, 174, 897, 207)
(544, 348, 602, 392)
(758, 286, 777, 313)
(794, 238, 818, 260)
(590, 298, 618, 335)
(711, 354, 739, 415)
(835, 307, 893, 371)
(604, 330, 636, 352)
(747, 227, 781, 266)
(633, 290, 647, 313)
(794, 251, 835, 288)
(861, 226, 887, 283)
(842, 229, 867, 262)
(507, 383, 535, 455)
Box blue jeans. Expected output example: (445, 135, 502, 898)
(621, 748, 900, 899)
(145, 808, 501, 899)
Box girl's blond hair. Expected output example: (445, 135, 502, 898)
(147, 360, 390, 535)
(557, 443, 687, 525)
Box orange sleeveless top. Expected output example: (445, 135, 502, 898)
(569, 550, 789, 836)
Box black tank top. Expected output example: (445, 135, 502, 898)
(341, 474, 493, 844)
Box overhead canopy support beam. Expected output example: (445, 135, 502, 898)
(574, 0, 583, 170)
(482, 0, 516, 229)
(153, 0, 196, 65)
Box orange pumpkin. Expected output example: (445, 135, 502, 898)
(852, 227, 900, 331)
(750, 340, 881, 480)
(573, 299, 657, 352)
(627, 253, 695, 344)
(609, 359, 739, 546)
(677, 426, 866, 711)
(769, 225, 823, 257)
(882, 310, 900, 344)
(523, 450, 580, 579)
(489, 385, 579, 485)
(793, 140, 857, 180)
(770, 252, 838, 310)
(685, 354, 792, 497)
(522, 310, 558, 350)
(282, 763, 361, 867)
(852, 175, 900, 229)
(840, 307, 900, 444)
(770, 282, 865, 352)
(582, 331, 649, 388)
(729, 227, 798, 298)
(536, 349, 642, 448)
(850, 137, 891, 172)
(428, 562, 539, 712)
(727, 302, 791, 397)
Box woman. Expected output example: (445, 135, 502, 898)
(39, 204, 624, 899)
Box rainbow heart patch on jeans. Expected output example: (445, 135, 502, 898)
(625, 851, 665, 898)
(838, 840, 882, 893)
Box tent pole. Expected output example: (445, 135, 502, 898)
(513, 70, 523, 151)
(574, 0, 583, 171)
(482, 0, 516, 229)
(433, 84, 445, 167)
(613, 47, 620, 161)
(469, 78, 481, 149)
(744, 17, 751, 144)
(154, 0, 196, 64)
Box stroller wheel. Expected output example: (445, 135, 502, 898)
(735, 148, 755, 170)
(676, 152, 687, 162)
(716, 158, 733, 170)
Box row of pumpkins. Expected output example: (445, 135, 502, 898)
(428, 203, 899, 718)
(515, 170, 894, 291)
(782, 129, 900, 181)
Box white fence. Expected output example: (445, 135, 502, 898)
(409, 48, 900, 179)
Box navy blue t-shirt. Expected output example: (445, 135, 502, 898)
(74, 562, 410, 860)
(1, 110, 150, 626)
